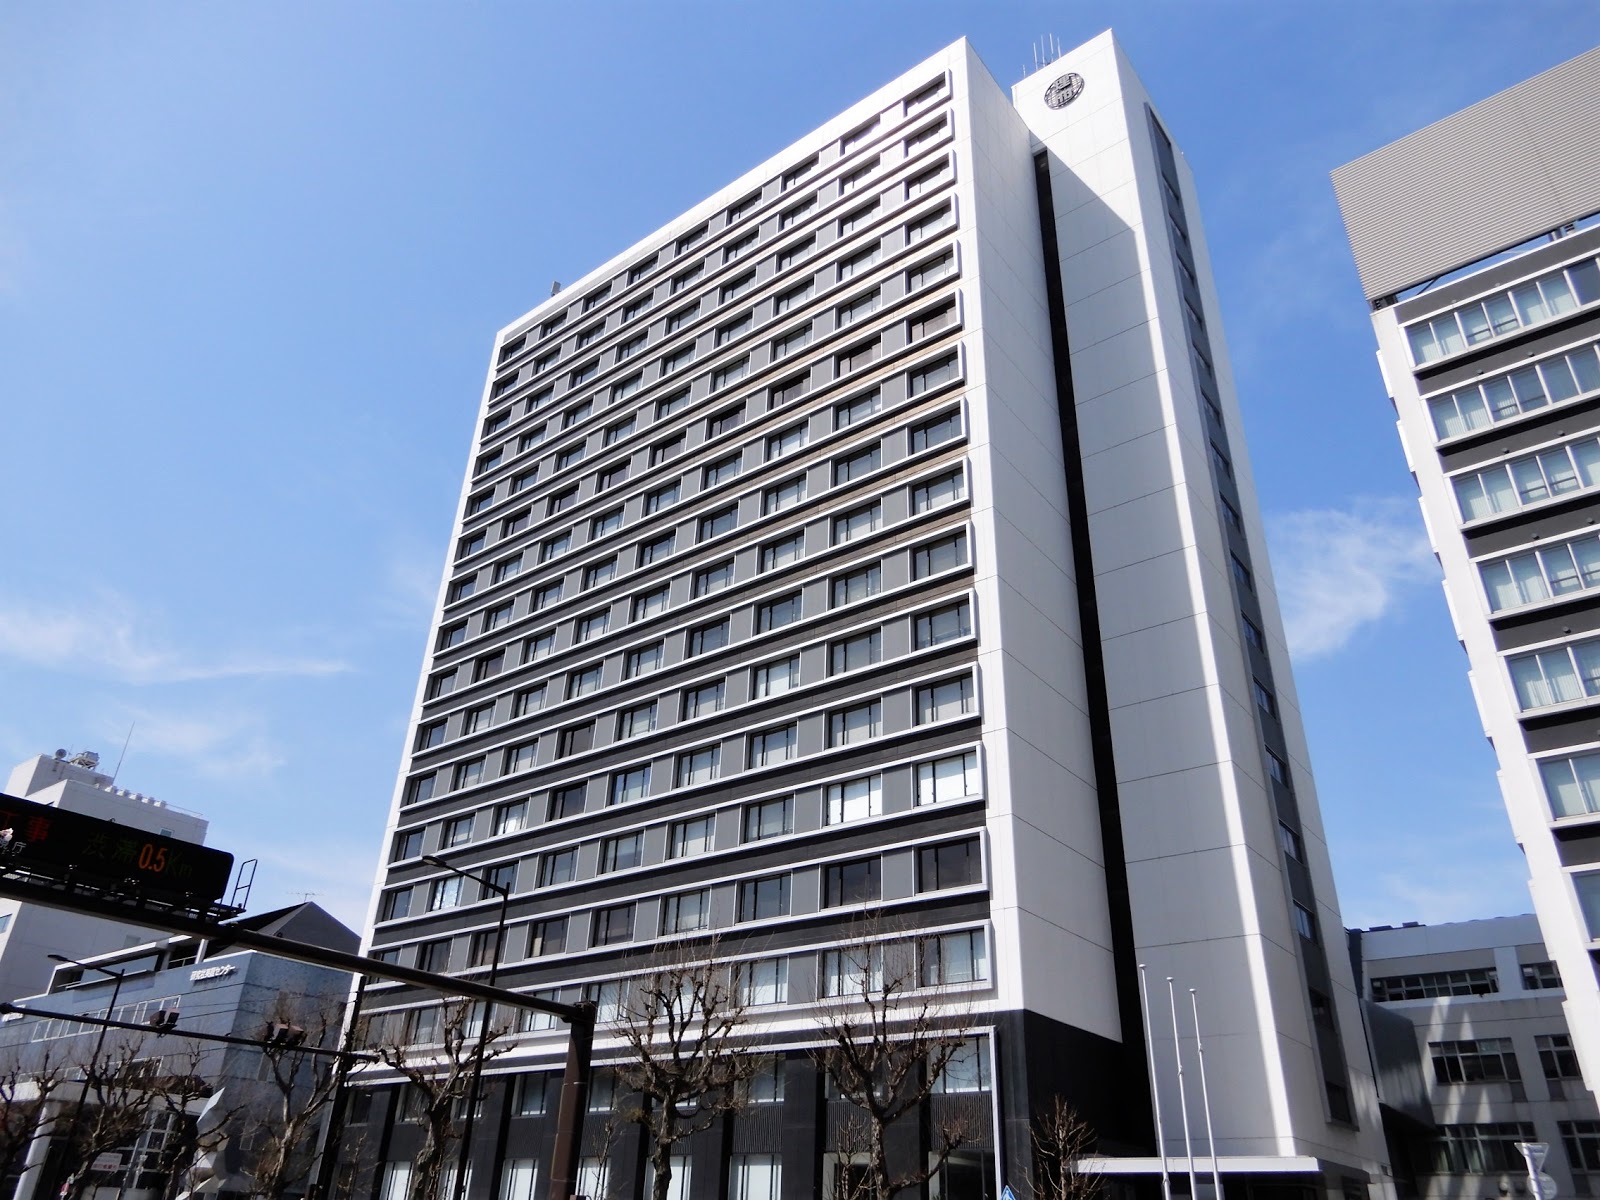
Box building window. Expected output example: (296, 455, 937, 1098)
(549, 784, 586, 821)
(736, 966, 789, 1012)
(639, 532, 676, 567)
(678, 746, 721, 786)
(670, 816, 715, 859)
(1577, 870, 1600, 938)
(833, 445, 882, 486)
(757, 592, 802, 632)
(676, 225, 707, 254)
(538, 849, 577, 888)
(426, 669, 456, 700)
(1481, 531, 1600, 614)
(761, 533, 805, 572)
(782, 156, 817, 190)
(583, 558, 618, 590)
(683, 680, 726, 719)
(568, 664, 603, 699)
(744, 797, 792, 841)
(428, 876, 464, 911)
(1292, 902, 1318, 942)
(643, 480, 680, 512)
(392, 829, 424, 861)
(826, 775, 881, 824)
(539, 533, 571, 564)
(752, 655, 800, 698)
(1277, 822, 1304, 862)
(913, 469, 965, 514)
(593, 904, 635, 946)
(823, 857, 881, 906)
(662, 889, 712, 934)
(406, 774, 437, 806)
(1405, 261, 1593, 366)
(832, 502, 882, 544)
(766, 422, 809, 460)
(1241, 615, 1265, 650)
(738, 875, 791, 922)
(1428, 341, 1600, 438)
(764, 475, 807, 515)
(831, 564, 881, 607)
(575, 610, 610, 642)
(1537, 1033, 1581, 1079)
(611, 767, 651, 806)
(626, 641, 665, 678)
(1266, 749, 1291, 788)
(836, 338, 880, 375)
(1453, 434, 1600, 521)
(917, 750, 979, 805)
(906, 201, 953, 244)
(500, 736, 538, 773)
(699, 506, 738, 541)
(830, 629, 882, 674)
(774, 280, 813, 316)
(416, 721, 446, 752)
(913, 531, 968, 577)
(724, 231, 758, 263)
(1430, 1124, 1537, 1174)
(523, 630, 555, 662)
(918, 837, 980, 891)
(600, 832, 645, 873)
(749, 724, 798, 767)
(651, 434, 685, 465)
(907, 252, 956, 292)
(633, 586, 670, 621)
(548, 486, 578, 515)
(452, 758, 486, 790)
(379, 888, 412, 921)
(1560, 1121, 1600, 1172)
(448, 576, 478, 604)
(1371, 967, 1498, 1002)
(1522, 960, 1563, 989)
(916, 600, 971, 648)
(934, 1038, 991, 1094)
(716, 313, 753, 346)
(906, 159, 950, 198)
(417, 939, 452, 973)
(720, 273, 756, 304)
(689, 618, 730, 656)
(558, 723, 594, 757)
(617, 701, 658, 740)
(840, 159, 878, 194)
(492, 801, 529, 837)
(920, 930, 988, 986)
(917, 676, 975, 723)
(820, 946, 882, 997)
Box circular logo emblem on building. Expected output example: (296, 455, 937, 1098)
(1043, 72, 1084, 109)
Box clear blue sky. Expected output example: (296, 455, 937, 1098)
(2, 2, 1596, 932)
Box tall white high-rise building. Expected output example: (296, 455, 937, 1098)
(1334, 46, 1600, 1093)
(353, 32, 1390, 1200)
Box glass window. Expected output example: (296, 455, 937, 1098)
(917, 675, 975, 722)
(829, 701, 881, 747)
(834, 445, 882, 485)
(834, 390, 882, 430)
(611, 767, 651, 806)
(913, 531, 968, 577)
(753, 655, 800, 697)
(757, 592, 802, 632)
(514, 684, 546, 716)
(831, 564, 881, 607)
(764, 475, 807, 514)
(568, 664, 603, 698)
(1576, 870, 1600, 939)
(766, 423, 809, 460)
(917, 751, 979, 804)
(549, 784, 585, 820)
(744, 797, 792, 841)
(683, 680, 726, 719)
(736, 968, 789, 1012)
(934, 1038, 991, 1093)
(575, 609, 610, 642)
(774, 281, 813, 316)
(913, 468, 965, 514)
(826, 775, 882, 824)
(749, 724, 798, 767)
(761, 532, 805, 572)
(918, 837, 980, 890)
(830, 629, 882, 673)
(633, 586, 670, 621)
(688, 618, 729, 656)
(738, 875, 791, 922)
(678, 745, 721, 786)
(644, 480, 681, 513)
(617, 700, 657, 739)
(626, 641, 665, 678)
(916, 600, 971, 648)
(823, 857, 881, 906)
(699, 505, 738, 540)
(670, 815, 715, 858)
(837, 288, 881, 328)
(600, 832, 645, 873)
(504, 741, 538, 774)
(662, 889, 711, 934)
(907, 253, 956, 293)
(428, 875, 464, 911)
(836, 338, 880, 375)
(453, 758, 486, 789)
(639, 532, 676, 567)
(832, 502, 882, 544)
(593, 903, 635, 946)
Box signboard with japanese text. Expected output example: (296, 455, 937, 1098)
(0, 791, 233, 906)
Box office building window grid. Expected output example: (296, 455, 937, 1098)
(369, 72, 989, 1024)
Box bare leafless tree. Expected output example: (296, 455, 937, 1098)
(607, 948, 763, 1200)
(64, 1037, 163, 1200)
(0, 1048, 65, 1183)
(815, 931, 975, 1200)
(247, 995, 347, 1200)
(1026, 1096, 1102, 1200)
(362, 1000, 510, 1200)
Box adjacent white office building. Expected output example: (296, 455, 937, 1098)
(356, 32, 1390, 1200)
(1334, 46, 1600, 1093)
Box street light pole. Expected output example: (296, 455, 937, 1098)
(422, 856, 510, 1200)
(47, 954, 126, 1200)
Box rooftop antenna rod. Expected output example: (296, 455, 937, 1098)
(111, 723, 135, 785)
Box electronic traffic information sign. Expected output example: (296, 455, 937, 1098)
(0, 791, 234, 908)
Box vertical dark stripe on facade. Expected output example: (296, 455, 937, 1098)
(1029, 150, 1152, 1138)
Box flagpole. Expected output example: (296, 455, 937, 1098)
(1167, 977, 1199, 1200)
(1190, 989, 1223, 1200)
(1139, 964, 1173, 1200)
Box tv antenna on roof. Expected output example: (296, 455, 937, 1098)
(1029, 33, 1064, 76)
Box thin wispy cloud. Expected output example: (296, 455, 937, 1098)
(1267, 498, 1436, 659)
(106, 706, 284, 781)
(0, 591, 348, 684)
